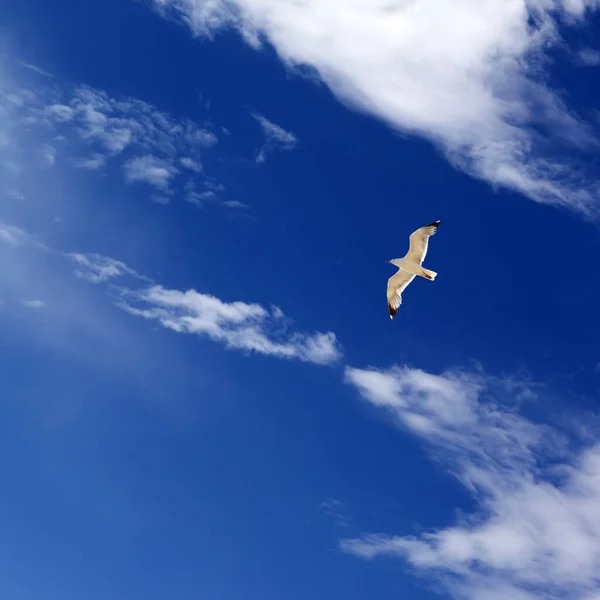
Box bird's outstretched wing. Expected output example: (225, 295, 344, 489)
(387, 270, 416, 319)
(407, 220, 440, 265)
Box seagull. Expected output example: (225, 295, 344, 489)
(386, 220, 440, 319)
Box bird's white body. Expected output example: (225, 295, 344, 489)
(386, 220, 440, 319)
(390, 257, 435, 278)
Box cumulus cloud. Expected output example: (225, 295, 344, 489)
(343, 363, 600, 600)
(252, 113, 298, 163)
(119, 285, 342, 364)
(147, 0, 600, 216)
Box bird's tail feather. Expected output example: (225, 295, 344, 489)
(420, 268, 437, 280)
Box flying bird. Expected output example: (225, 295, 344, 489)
(386, 220, 440, 319)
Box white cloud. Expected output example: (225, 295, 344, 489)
(44, 104, 74, 122)
(15, 60, 54, 78)
(320, 498, 353, 528)
(204, 178, 226, 192)
(70, 87, 134, 154)
(186, 189, 217, 207)
(0, 222, 33, 247)
(40, 143, 56, 166)
(120, 284, 342, 364)
(148, 0, 600, 216)
(186, 129, 218, 147)
(151, 193, 171, 205)
(73, 153, 107, 170)
(180, 156, 203, 172)
(67, 252, 148, 284)
(0, 63, 253, 214)
(0, 221, 334, 364)
(6, 188, 25, 201)
(254, 114, 297, 147)
(578, 48, 600, 66)
(222, 200, 250, 209)
(4, 222, 336, 366)
(343, 363, 600, 600)
(0, 222, 48, 252)
(252, 113, 298, 163)
(21, 299, 46, 309)
(124, 155, 178, 191)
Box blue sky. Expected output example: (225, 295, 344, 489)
(2, 1, 600, 599)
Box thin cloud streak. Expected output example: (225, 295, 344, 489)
(21, 299, 46, 309)
(119, 285, 342, 365)
(66, 253, 150, 284)
(0, 222, 47, 250)
(2, 221, 341, 367)
(0, 222, 32, 247)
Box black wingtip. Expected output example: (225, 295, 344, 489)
(388, 304, 397, 320)
(427, 220, 441, 228)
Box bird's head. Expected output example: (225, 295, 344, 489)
(386, 259, 402, 267)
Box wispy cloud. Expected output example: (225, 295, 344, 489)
(5, 189, 25, 202)
(252, 113, 298, 163)
(578, 48, 600, 67)
(0, 223, 341, 366)
(124, 154, 178, 191)
(185, 186, 217, 207)
(222, 200, 250, 209)
(40, 143, 56, 167)
(21, 299, 46, 309)
(66, 252, 148, 284)
(44, 104, 74, 122)
(72, 153, 107, 170)
(343, 363, 600, 600)
(180, 156, 203, 173)
(0, 222, 37, 247)
(119, 285, 342, 365)
(151, 193, 171, 205)
(15, 60, 54, 78)
(204, 178, 226, 193)
(147, 0, 600, 216)
(0, 66, 243, 212)
(320, 498, 353, 528)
